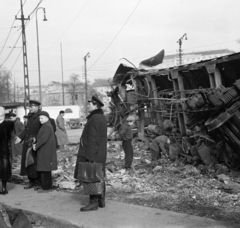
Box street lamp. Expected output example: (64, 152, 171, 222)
(177, 33, 187, 65)
(36, 7, 47, 103)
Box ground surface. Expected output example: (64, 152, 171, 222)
(8, 129, 240, 226)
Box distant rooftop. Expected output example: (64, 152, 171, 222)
(164, 48, 235, 59)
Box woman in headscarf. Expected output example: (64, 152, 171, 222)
(0, 106, 14, 195)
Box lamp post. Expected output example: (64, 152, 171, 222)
(177, 33, 187, 65)
(36, 7, 47, 103)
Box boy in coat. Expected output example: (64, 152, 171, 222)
(33, 111, 58, 191)
(119, 116, 135, 170)
(74, 94, 107, 212)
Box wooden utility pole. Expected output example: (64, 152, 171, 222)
(60, 43, 65, 105)
(16, 0, 30, 112)
(83, 52, 90, 116)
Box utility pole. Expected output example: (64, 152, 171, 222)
(176, 33, 187, 65)
(16, 0, 30, 112)
(7, 73, 9, 102)
(60, 43, 65, 105)
(83, 52, 90, 116)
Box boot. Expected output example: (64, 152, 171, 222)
(0, 180, 8, 195)
(80, 195, 98, 212)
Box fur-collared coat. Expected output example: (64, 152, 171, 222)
(18, 109, 42, 177)
(74, 109, 107, 179)
(35, 121, 57, 171)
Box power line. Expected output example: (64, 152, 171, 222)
(5, 49, 23, 75)
(0, 0, 27, 56)
(40, 0, 90, 57)
(88, 0, 142, 70)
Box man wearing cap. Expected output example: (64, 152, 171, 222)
(9, 113, 24, 156)
(15, 100, 42, 189)
(119, 116, 135, 170)
(74, 94, 107, 212)
(32, 111, 58, 191)
(56, 110, 69, 151)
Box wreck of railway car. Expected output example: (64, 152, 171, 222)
(108, 52, 240, 168)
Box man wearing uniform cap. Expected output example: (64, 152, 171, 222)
(119, 115, 135, 170)
(15, 100, 42, 189)
(32, 111, 58, 191)
(74, 94, 107, 212)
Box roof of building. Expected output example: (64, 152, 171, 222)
(164, 49, 235, 59)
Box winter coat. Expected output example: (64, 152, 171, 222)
(50, 117, 57, 147)
(18, 109, 42, 177)
(35, 120, 58, 171)
(56, 115, 69, 145)
(11, 118, 24, 155)
(0, 121, 14, 180)
(119, 123, 133, 141)
(74, 109, 107, 179)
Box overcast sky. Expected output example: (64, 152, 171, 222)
(1, 0, 240, 87)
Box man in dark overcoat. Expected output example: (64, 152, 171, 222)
(9, 113, 24, 155)
(74, 94, 107, 212)
(15, 100, 42, 189)
(0, 106, 14, 195)
(33, 111, 58, 191)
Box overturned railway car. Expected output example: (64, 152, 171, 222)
(109, 52, 240, 165)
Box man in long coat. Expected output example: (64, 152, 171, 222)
(0, 107, 14, 195)
(33, 111, 58, 191)
(56, 110, 69, 151)
(74, 95, 107, 212)
(15, 100, 42, 189)
(9, 113, 24, 155)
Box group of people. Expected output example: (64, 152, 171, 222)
(0, 95, 137, 212)
(0, 100, 69, 194)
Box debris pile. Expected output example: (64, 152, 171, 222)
(10, 141, 240, 223)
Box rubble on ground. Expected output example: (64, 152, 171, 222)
(11, 141, 240, 224)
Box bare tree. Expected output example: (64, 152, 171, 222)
(0, 68, 12, 103)
(65, 74, 84, 105)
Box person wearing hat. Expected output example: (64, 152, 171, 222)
(15, 100, 42, 189)
(119, 115, 135, 170)
(74, 94, 107, 212)
(9, 113, 24, 156)
(31, 111, 58, 191)
(56, 110, 69, 151)
(0, 106, 14, 195)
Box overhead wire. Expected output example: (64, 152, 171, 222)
(0, 0, 27, 56)
(40, 0, 90, 57)
(88, 0, 142, 71)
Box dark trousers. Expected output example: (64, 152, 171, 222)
(38, 171, 52, 190)
(122, 139, 133, 169)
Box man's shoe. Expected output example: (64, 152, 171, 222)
(80, 203, 98, 212)
(98, 199, 105, 208)
(0, 190, 8, 195)
(24, 183, 34, 189)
